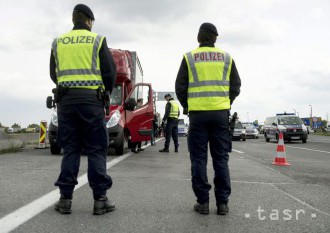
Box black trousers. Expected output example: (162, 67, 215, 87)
(188, 110, 231, 205)
(164, 119, 179, 149)
(55, 103, 112, 199)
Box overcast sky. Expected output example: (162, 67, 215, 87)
(1, 0, 329, 127)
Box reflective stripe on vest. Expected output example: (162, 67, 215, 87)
(169, 100, 179, 118)
(52, 30, 104, 89)
(184, 47, 232, 111)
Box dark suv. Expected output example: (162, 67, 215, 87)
(264, 114, 308, 143)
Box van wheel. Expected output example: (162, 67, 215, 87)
(302, 138, 307, 143)
(115, 136, 124, 155)
(50, 143, 61, 155)
(242, 137, 246, 141)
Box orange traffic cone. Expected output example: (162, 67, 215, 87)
(272, 132, 290, 166)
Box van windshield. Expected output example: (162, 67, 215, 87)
(278, 117, 303, 125)
(110, 85, 122, 105)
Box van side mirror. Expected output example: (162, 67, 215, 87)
(243, 126, 246, 129)
(46, 96, 55, 109)
(272, 122, 277, 126)
(124, 98, 137, 111)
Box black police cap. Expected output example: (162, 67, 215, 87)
(73, 4, 95, 20)
(199, 22, 218, 36)
(164, 94, 172, 98)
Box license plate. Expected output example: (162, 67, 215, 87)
(291, 137, 300, 139)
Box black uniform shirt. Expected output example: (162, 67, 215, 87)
(175, 42, 241, 109)
(49, 22, 116, 106)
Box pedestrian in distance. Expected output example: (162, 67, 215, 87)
(159, 94, 180, 153)
(175, 22, 241, 215)
(50, 4, 117, 215)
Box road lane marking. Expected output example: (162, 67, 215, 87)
(285, 145, 330, 154)
(0, 150, 138, 233)
(232, 149, 244, 154)
(270, 184, 330, 217)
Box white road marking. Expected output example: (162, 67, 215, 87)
(254, 140, 330, 154)
(270, 184, 330, 217)
(232, 149, 244, 154)
(0, 152, 135, 233)
(285, 145, 330, 154)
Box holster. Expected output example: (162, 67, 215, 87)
(97, 86, 110, 115)
(53, 86, 68, 103)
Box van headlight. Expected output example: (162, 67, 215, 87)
(302, 125, 307, 132)
(107, 110, 120, 128)
(278, 125, 286, 132)
(51, 112, 58, 127)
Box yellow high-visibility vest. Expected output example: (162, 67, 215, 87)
(184, 47, 232, 111)
(169, 100, 179, 118)
(52, 30, 104, 89)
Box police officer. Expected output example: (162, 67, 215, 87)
(175, 23, 241, 215)
(159, 94, 180, 153)
(49, 4, 117, 215)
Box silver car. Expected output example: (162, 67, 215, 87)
(242, 123, 259, 139)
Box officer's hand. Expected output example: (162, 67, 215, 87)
(161, 122, 165, 128)
(183, 107, 188, 115)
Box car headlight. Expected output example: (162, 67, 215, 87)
(278, 125, 286, 132)
(302, 125, 307, 132)
(107, 110, 120, 128)
(51, 112, 58, 127)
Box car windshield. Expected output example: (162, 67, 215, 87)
(242, 124, 255, 129)
(278, 117, 302, 125)
(110, 85, 122, 105)
(235, 122, 244, 129)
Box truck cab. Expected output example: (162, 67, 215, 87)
(106, 49, 154, 155)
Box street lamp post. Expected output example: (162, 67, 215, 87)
(293, 109, 296, 116)
(309, 105, 313, 127)
(247, 112, 249, 123)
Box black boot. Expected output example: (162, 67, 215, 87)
(217, 203, 229, 215)
(194, 202, 209, 215)
(55, 196, 72, 214)
(93, 196, 115, 215)
(159, 148, 169, 152)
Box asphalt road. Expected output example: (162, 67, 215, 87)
(0, 134, 329, 233)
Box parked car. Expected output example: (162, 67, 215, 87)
(178, 121, 188, 136)
(232, 121, 246, 141)
(264, 113, 308, 143)
(242, 123, 259, 139)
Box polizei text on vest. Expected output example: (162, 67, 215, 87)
(58, 36, 95, 45)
